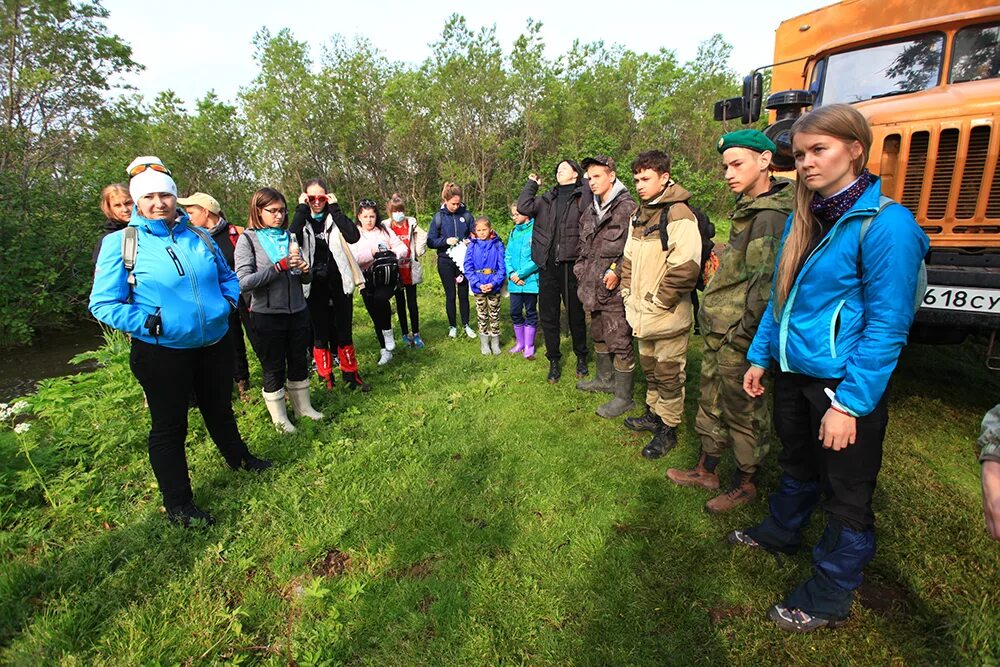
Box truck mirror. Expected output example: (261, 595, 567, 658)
(743, 73, 764, 123)
(713, 96, 746, 122)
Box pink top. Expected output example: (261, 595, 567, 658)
(349, 225, 408, 270)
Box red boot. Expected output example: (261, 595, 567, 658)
(314, 347, 335, 389)
(338, 345, 371, 392)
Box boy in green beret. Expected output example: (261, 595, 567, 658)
(666, 129, 793, 512)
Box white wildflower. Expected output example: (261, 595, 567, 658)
(14, 422, 31, 435)
(11, 401, 28, 414)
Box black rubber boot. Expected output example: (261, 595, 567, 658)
(596, 368, 635, 418)
(641, 423, 678, 459)
(547, 359, 561, 384)
(624, 406, 660, 432)
(577, 352, 613, 393)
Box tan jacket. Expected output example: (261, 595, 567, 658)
(620, 183, 701, 339)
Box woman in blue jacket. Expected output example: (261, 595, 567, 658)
(730, 105, 929, 632)
(427, 181, 476, 338)
(90, 156, 271, 528)
(505, 203, 539, 359)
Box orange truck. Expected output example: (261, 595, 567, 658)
(716, 0, 1000, 354)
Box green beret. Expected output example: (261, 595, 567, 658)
(717, 129, 776, 155)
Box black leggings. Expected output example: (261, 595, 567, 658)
(252, 309, 311, 392)
(362, 287, 393, 348)
(129, 336, 248, 508)
(395, 284, 420, 335)
(307, 269, 355, 350)
(437, 254, 470, 327)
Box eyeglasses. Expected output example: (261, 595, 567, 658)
(261, 206, 287, 216)
(307, 195, 327, 204)
(359, 199, 377, 209)
(128, 163, 172, 178)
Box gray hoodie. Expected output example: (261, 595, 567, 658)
(234, 229, 311, 315)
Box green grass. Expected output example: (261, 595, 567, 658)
(1, 280, 998, 665)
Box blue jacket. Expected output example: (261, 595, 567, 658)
(748, 180, 929, 416)
(427, 204, 475, 254)
(465, 233, 506, 295)
(90, 209, 240, 349)
(505, 220, 539, 294)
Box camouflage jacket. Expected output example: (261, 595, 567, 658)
(699, 177, 793, 353)
(574, 180, 638, 312)
(980, 404, 1000, 464)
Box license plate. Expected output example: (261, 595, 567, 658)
(921, 285, 1000, 313)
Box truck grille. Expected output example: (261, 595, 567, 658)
(890, 121, 1000, 246)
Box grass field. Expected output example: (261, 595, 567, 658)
(1, 279, 998, 666)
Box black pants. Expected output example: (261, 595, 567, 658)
(538, 259, 587, 361)
(306, 269, 355, 350)
(231, 300, 258, 382)
(394, 283, 420, 335)
(509, 292, 538, 326)
(362, 287, 393, 347)
(130, 336, 248, 508)
(437, 254, 470, 328)
(252, 309, 311, 392)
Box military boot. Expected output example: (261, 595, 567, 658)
(666, 452, 721, 490)
(641, 422, 678, 459)
(577, 352, 614, 393)
(705, 470, 758, 513)
(624, 405, 660, 433)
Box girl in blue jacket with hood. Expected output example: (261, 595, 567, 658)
(505, 202, 539, 359)
(90, 156, 271, 528)
(465, 216, 506, 356)
(732, 105, 929, 632)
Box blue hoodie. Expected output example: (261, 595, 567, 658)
(90, 208, 239, 349)
(427, 203, 475, 254)
(464, 232, 506, 295)
(504, 219, 539, 294)
(748, 179, 929, 417)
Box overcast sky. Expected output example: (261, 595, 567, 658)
(101, 0, 831, 107)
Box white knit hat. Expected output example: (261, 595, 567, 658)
(126, 155, 177, 202)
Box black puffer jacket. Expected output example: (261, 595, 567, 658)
(517, 179, 590, 267)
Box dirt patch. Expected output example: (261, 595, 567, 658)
(858, 578, 914, 614)
(463, 516, 488, 529)
(708, 605, 753, 624)
(451, 453, 463, 461)
(312, 548, 352, 578)
(417, 593, 436, 613)
(394, 555, 443, 580)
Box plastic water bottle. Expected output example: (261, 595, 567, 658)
(288, 239, 302, 275)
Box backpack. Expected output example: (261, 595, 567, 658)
(121, 223, 219, 290)
(364, 248, 400, 291)
(857, 195, 927, 313)
(657, 203, 717, 290)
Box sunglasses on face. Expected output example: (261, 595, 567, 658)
(307, 195, 327, 204)
(359, 199, 377, 209)
(128, 163, 172, 178)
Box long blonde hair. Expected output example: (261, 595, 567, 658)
(774, 104, 872, 312)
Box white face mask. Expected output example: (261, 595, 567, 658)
(392, 212, 405, 222)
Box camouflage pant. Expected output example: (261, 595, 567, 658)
(591, 308, 634, 370)
(694, 334, 771, 473)
(638, 331, 690, 427)
(474, 293, 501, 336)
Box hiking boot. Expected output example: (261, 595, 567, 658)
(596, 367, 635, 419)
(236, 378, 252, 402)
(726, 529, 762, 550)
(575, 356, 588, 378)
(342, 370, 371, 392)
(768, 604, 848, 633)
(641, 423, 678, 459)
(166, 501, 216, 528)
(547, 359, 561, 383)
(666, 452, 721, 490)
(624, 406, 660, 433)
(705, 471, 757, 514)
(577, 352, 613, 393)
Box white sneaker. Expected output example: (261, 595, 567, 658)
(448, 326, 457, 338)
(464, 324, 476, 338)
(378, 348, 393, 365)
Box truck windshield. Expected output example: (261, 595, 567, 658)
(951, 23, 1000, 83)
(818, 33, 944, 104)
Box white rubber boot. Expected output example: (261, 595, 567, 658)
(382, 329, 396, 351)
(262, 388, 296, 433)
(489, 334, 502, 355)
(286, 379, 324, 421)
